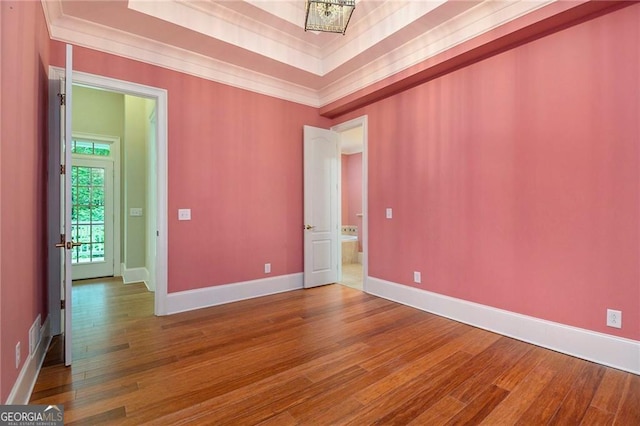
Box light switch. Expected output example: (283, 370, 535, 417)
(130, 207, 143, 217)
(386, 208, 393, 219)
(178, 209, 191, 221)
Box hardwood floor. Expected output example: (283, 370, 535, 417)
(31, 278, 639, 425)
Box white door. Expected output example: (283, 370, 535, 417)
(58, 44, 74, 366)
(71, 157, 114, 280)
(303, 125, 339, 288)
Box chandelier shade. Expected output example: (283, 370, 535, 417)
(304, 0, 355, 34)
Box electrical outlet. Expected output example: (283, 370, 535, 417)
(15, 342, 21, 369)
(413, 271, 421, 284)
(606, 309, 622, 329)
(264, 263, 271, 274)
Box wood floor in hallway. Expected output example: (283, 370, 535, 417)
(31, 278, 639, 425)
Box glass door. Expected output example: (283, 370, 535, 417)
(71, 141, 114, 279)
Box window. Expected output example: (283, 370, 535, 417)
(72, 139, 111, 156)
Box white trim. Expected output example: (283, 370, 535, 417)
(49, 66, 169, 316)
(121, 263, 149, 284)
(367, 277, 640, 374)
(332, 116, 369, 292)
(6, 317, 52, 404)
(41, 0, 556, 108)
(166, 273, 303, 315)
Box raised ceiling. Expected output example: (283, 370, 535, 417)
(42, 0, 557, 107)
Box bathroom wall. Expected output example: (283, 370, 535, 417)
(341, 155, 349, 224)
(344, 153, 363, 251)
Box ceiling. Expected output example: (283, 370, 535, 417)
(42, 0, 556, 108)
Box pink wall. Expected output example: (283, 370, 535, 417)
(49, 43, 330, 293)
(337, 4, 640, 340)
(341, 155, 349, 224)
(342, 153, 363, 251)
(1, 1, 50, 401)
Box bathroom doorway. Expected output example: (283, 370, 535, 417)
(335, 118, 366, 290)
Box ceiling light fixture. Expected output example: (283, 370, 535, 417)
(304, 0, 355, 35)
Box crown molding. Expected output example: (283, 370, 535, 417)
(42, 1, 321, 107)
(42, 0, 559, 109)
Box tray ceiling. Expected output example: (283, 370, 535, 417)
(42, 0, 556, 107)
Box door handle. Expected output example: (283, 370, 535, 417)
(66, 241, 82, 250)
(304, 224, 315, 230)
(55, 234, 65, 248)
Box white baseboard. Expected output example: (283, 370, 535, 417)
(121, 263, 149, 284)
(366, 277, 640, 375)
(6, 316, 52, 404)
(166, 273, 303, 315)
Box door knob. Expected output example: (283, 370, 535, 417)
(304, 224, 315, 230)
(66, 241, 82, 250)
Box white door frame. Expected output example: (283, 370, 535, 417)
(331, 116, 368, 291)
(48, 66, 169, 317)
(71, 132, 121, 279)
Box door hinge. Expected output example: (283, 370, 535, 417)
(58, 93, 65, 106)
(60, 165, 65, 175)
(60, 300, 66, 310)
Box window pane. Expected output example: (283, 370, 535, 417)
(77, 243, 91, 262)
(72, 166, 78, 185)
(77, 167, 91, 185)
(92, 243, 105, 261)
(94, 144, 110, 156)
(77, 225, 91, 243)
(91, 168, 104, 186)
(92, 225, 104, 243)
(75, 145, 93, 155)
(77, 186, 91, 206)
(78, 207, 91, 222)
(91, 187, 105, 207)
(91, 206, 105, 223)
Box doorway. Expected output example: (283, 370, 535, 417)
(47, 66, 169, 343)
(333, 116, 368, 291)
(70, 85, 156, 288)
(70, 149, 116, 280)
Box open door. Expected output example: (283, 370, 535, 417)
(303, 125, 339, 288)
(56, 44, 74, 366)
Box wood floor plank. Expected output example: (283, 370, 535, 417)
(480, 363, 556, 424)
(581, 406, 615, 426)
(30, 278, 639, 425)
(590, 367, 630, 414)
(548, 361, 605, 424)
(445, 384, 509, 425)
(408, 396, 467, 426)
(613, 373, 640, 425)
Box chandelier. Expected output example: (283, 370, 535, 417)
(304, 0, 355, 35)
